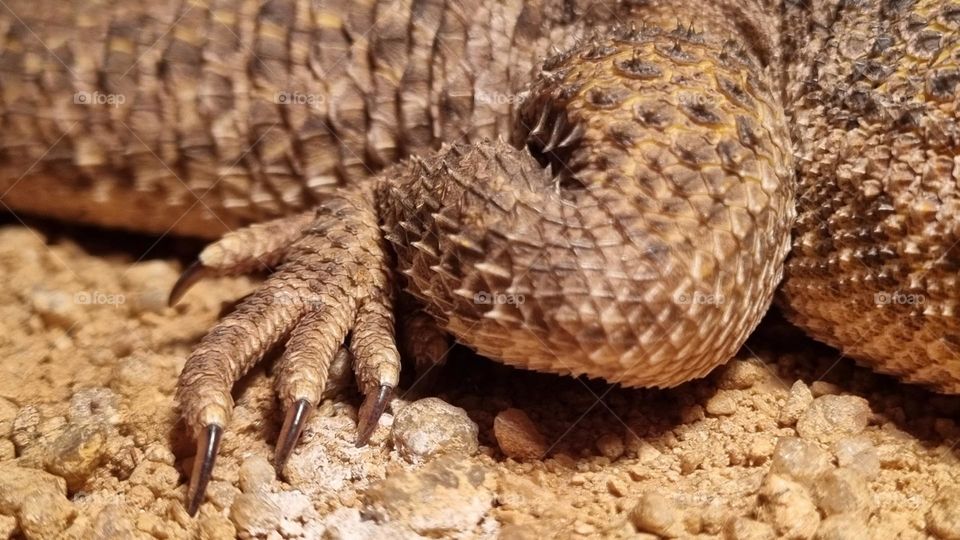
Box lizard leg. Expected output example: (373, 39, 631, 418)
(398, 301, 452, 392)
(175, 189, 394, 516)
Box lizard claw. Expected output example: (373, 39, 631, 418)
(186, 423, 222, 517)
(168, 260, 208, 307)
(274, 399, 313, 471)
(355, 385, 392, 447)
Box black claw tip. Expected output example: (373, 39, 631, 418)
(275, 399, 313, 471)
(169, 260, 207, 307)
(356, 385, 392, 448)
(186, 423, 223, 517)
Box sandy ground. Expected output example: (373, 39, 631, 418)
(1, 219, 959, 539)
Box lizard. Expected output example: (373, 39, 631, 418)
(0, 0, 957, 518)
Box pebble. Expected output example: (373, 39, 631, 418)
(43, 426, 108, 491)
(757, 474, 820, 539)
(747, 435, 776, 465)
(769, 437, 832, 487)
(810, 381, 842, 397)
(629, 492, 684, 538)
(199, 514, 237, 540)
(797, 395, 870, 444)
(0, 397, 17, 437)
(11, 405, 40, 451)
(68, 387, 120, 426)
(128, 459, 180, 496)
(239, 455, 276, 493)
(816, 514, 870, 540)
(229, 493, 282, 537)
(813, 468, 873, 518)
(717, 359, 766, 390)
(706, 392, 738, 416)
(18, 491, 76, 540)
(833, 436, 880, 477)
(596, 433, 625, 460)
(494, 408, 548, 460)
(724, 517, 776, 540)
(0, 439, 14, 460)
(0, 514, 16, 539)
(29, 285, 85, 329)
(778, 381, 813, 427)
(391, 398, 479, 463)
(926, 488, 960, 539)
(364, 456, 493, 535)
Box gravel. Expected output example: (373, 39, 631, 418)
(797, 395, 871, 444)
(493, 408, 548, 460)
(391, 398, 479, 463)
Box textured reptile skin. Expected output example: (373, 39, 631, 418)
(1, 0, 959, 513)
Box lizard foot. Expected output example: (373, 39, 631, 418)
(172, 189, 399, 516)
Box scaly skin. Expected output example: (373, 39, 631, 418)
(0, 0, 957, 516)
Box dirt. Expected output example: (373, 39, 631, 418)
(1, 220, 959, 539)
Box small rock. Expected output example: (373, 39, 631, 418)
(68, 387, 120, 426)
(680, 449, 706, 475)
(43, 426, 108, 491)
(0, 462, 67, 517)
(816, 513, 870, 540)
(680, 404, 706, 424)
(757, 474, 820, 539)
(143, 443, 176, 466)
(494, 408, 548, 460)
(724, 517, 776, 540)
(364, 456, 493, 536)
(0, 398, 17, 437)
(30, 285, 85, 329)
(89, 504, 138, 539)
(717, 359, 766, 390)
(629, 492, 684, 537)
(706, 392, 738, 416)
(239, 455, 276, 494)
(230, 493, 282, 537)
(813, 468, 873, 518)
(748, 435, 776, 465)
(199, 514, 237, 540)
(927, 488, 960, 539)
(128, 459, 180, 496)
(596, 433, 625, 460)
(0, 439, 14, 460)
(0, 514, 16, 539)
(810, 381, 842, 397)
(18, 491, 76, 540)
(833, 436, 880, 477)
(700, 501, 729, 535)
(797, 395, 870, 444)
(392, 398, 479, 463)
(778, 381, 813, 427)
(769, 437, 832, 487)
(11, 405, 40, 451)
